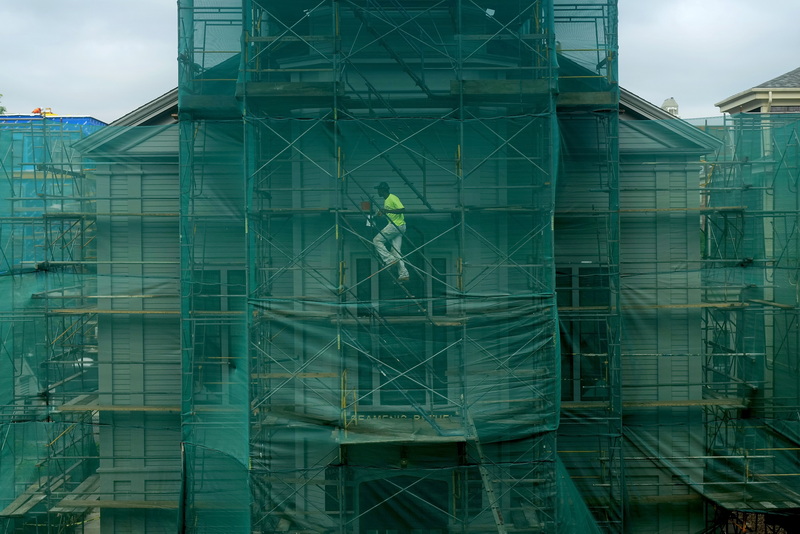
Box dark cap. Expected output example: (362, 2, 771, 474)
(374, 181, 390, 191)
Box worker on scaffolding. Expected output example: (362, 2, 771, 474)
(372, 182, 410, 282)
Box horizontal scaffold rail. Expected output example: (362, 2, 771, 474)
(57, 405, 181, 413)
(554, 206, 747, 215)
(562, 398, 748, 410)
(56, 500, 178, 510)
(257, 206, 548, 215)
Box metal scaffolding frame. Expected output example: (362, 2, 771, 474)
(174, 1, 605, 532)
(700, 115, 800, 531)
(0, 115, 101, 532)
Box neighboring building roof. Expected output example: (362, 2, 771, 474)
(107, 88, 178, 127)
(0, 114, 105, 127)
(75, 88, 178, 156)
(716, 66, 800, 114)
(756, 67, 800, 89)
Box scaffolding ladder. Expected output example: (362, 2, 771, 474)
(466, 412, 507, 534)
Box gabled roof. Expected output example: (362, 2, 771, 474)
(618, 88, 720, 155)
(108, 88, 178, 127)
(80, 56, 719, 158)
(75, 88, 178, 157)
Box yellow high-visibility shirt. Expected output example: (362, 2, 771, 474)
(383, 194, 405, 225)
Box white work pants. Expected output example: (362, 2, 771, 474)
(373, 223, 408, 278)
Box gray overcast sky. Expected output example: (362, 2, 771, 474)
(618, 0, 800, 119)
(0, 1, 177, 123)
(1, 1, 799, 123)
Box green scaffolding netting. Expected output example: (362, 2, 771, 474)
(4, 1, 800, 533)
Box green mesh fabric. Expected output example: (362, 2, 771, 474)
(0, 116, 102, 531)
(177, 1, 572, 532)
(7, 2, 800, 534)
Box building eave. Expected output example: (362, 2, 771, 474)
(109, 88, 178, 127)
(716, 87, 800, 114)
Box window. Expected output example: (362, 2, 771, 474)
(191, 268, 246, 404)
(557, 267, 610, 401)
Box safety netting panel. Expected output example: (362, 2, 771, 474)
(554, 0, 618, 97)
(177, 0, 241, 112)
(172, 0, 592, 532)
(554, 109, 622, 532)
(234, 1, 570, 532)
(177, 0, 251, 531)
(0, 116, 104, 531)
(177, 120, 251, 533)
(700, 113, 800, 513)
(553, 113, 800, 532)
(245, 133, 562, 534)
